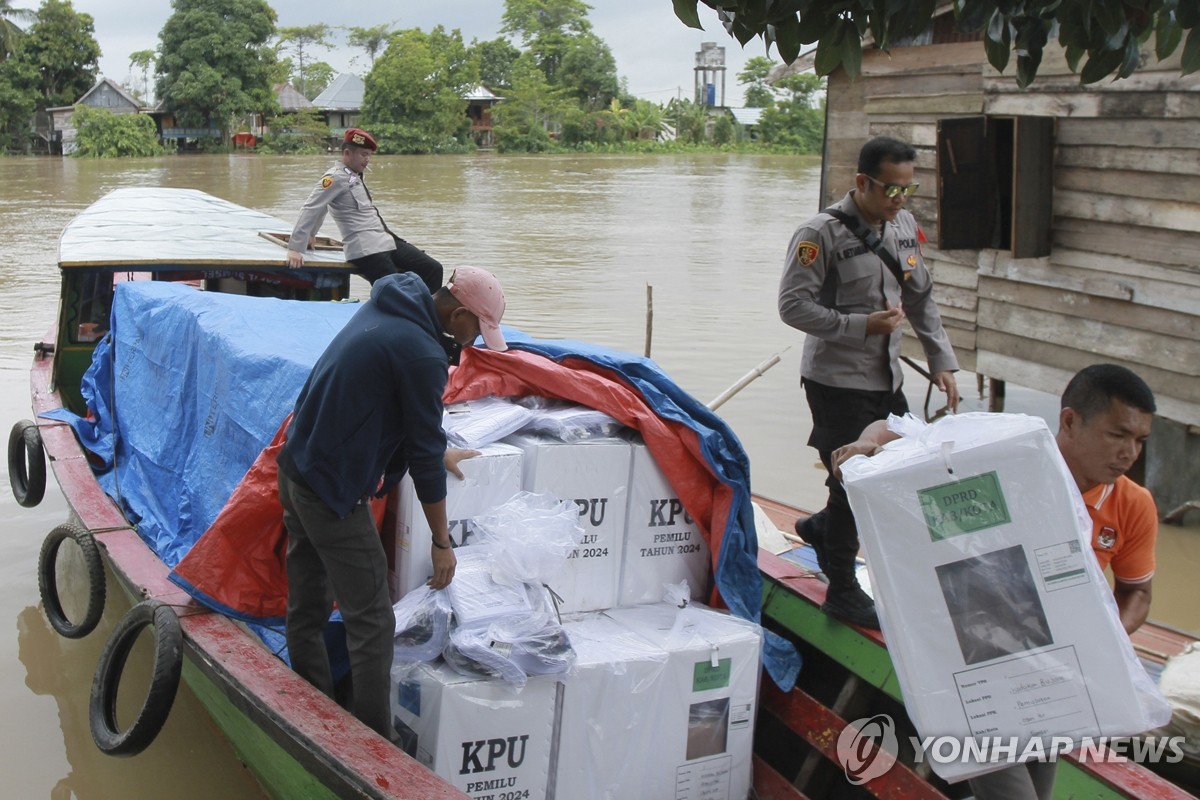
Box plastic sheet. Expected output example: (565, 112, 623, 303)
(392, 586, 452, 664)
(442, 396, 533, 449)
(842, 412, 1171, 783)
(514, 397, 624, 441)
(470, 491, 584, 586)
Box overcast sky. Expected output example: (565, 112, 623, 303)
(74, 0, 776, 107)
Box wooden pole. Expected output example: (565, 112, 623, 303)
(706, 347, 790, 411)
(644, 284, 653, 358)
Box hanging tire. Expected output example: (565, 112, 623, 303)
(89, 600, 183, 757)
(9, 419, 46, 507)
(38, 523, 106, 639)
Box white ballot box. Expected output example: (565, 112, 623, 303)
(620, 437, 710, 606)
(841, 412, 1170, 783)
(391, 442, 522, 598)
(504, 434, 630, 613)
(602, 603, 762, 800)
(554, 613, 670, 799)
(391, 661, 558, 800)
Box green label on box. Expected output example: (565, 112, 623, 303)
(918, 471, 1010, 540)
(693, 658, 731, 692)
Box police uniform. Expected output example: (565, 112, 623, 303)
(778, 189, 959, 624)
(287, 128, 442, 292)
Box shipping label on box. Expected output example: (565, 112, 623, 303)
(842, 413, 1168, 783)
(554, 613, 670, 799)
(504, 434, 630, 613)
(391, 442, 522, 599)
(602, 603, 762, 800)
(620, 439, 710, 606)
(391, 662, 557, 800)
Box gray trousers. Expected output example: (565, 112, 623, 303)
(278, 470, 395, 738)
(968, 762, 1057, 800)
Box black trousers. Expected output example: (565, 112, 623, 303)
(803, 379, 909, 564)
(351, 236, 443, 294)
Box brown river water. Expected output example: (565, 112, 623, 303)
(0, 153, 1195, 798)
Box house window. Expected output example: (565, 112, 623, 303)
(936, 116, 1054, 258)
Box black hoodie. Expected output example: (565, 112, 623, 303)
(279, 273, 448, 517)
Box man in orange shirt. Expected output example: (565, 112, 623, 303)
(1054, 363, 1157, 634)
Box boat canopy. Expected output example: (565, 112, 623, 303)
(57, 187, 351, 270)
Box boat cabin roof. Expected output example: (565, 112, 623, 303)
(58, 187, 351, 271)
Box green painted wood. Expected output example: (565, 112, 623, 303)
(182, 658, 338, 800)
(761, 578, 903, 698)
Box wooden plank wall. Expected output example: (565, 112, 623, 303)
(824, 43, 985, 372)
(823, 41, 1200, 427)
(978, 45, 1200, 427)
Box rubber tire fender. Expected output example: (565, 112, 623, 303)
(38, 523, 106, 639)
(9, 419, 46, 507)
(89, 600, 183, 757)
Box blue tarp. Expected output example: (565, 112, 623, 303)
(45, 281, 360, 567)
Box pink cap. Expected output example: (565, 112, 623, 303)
(447, 266, 508, 351)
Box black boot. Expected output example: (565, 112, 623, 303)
(821, 556, 879, 630)
(794, 514, 831, 582)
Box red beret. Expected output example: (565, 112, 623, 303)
(343, 128, 377, 151)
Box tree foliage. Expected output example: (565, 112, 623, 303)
(0, 0, 35, 60)
(475, 36, 520, 89)
(275, 23, 330, 97)
(24, 0, 99, 107)
(346, 23, 390, 68)
(555, 32, 618, 109)
(127, 49, 155, 101)
(71, 104, 161, 157)
(156, 0, 278, 139)
(673, 0, 1200, 86)
(757, 73, 823, 151)
(501, 0, 592, 83)
(737, 55, 776, 107)
(490, 52, 568, 152)
(0, 50, 37, 149)
(260, 107, 326, 153)
(363, 26, 478, 153)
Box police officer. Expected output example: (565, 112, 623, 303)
(286, 127, 443, 293)
(778, 135, 960, 629)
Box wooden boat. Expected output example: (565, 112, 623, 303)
(11, 188, 1197, 800)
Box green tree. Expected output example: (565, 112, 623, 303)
(672, 0, 1200, 86)
(362, 26, 478, 153)
(757, 73, 824, 151)
(664, 97, 708, 145)
(473, 36, 520, 89)
(71, 103, 161, 156)
(128, 49, 155, 101)
(490, 52, 568, 152)
(501, 0, 592, 84)
(276, 23, 330, 97)
(738, 55, 775, 107)
(301, 60, 333, 99)
(622, 98, 665, 140)
(0, 0, 35, 60)
(156, 0, 278, 141)
(555, 31, 618, 109)
(0, 49, 37, 149)
(260, 107, 326, 153)
(23, 0, 99, 107)
(346, 23, 390, 68)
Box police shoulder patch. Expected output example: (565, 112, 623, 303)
(321, 175, 333, 189)
(796, 240, 820, 268)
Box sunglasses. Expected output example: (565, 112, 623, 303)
(865, 174, 919, 198)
